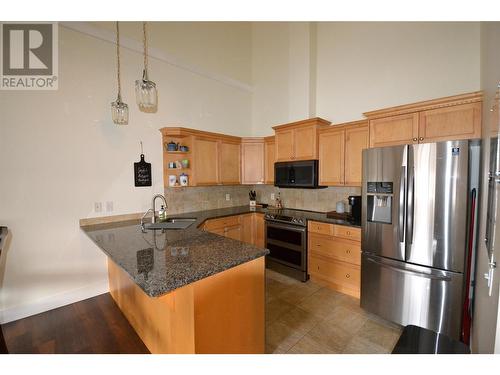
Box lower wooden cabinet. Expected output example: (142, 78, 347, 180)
(254, 213, 265, 248)
(202, 212, 265, 248)
(307, 221, 361, 298)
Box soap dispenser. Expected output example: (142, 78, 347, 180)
(158, 205, 167, 221)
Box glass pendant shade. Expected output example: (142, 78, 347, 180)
(111, 96, 129, 125)
(135, 71, 158, 112)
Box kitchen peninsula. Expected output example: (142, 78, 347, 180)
(80, 207, 270, 354)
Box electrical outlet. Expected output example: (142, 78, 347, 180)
(94, 202, 102, 213)
(271, 193, 275, 200)
(106, 201, 114, 212)
(225, 193, 231, 201)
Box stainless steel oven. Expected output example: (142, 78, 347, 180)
(265, 215, 308, 282)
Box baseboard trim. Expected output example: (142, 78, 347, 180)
(0, 281, 109, 324)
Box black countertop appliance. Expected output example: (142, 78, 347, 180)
(348, 195, 361, 223)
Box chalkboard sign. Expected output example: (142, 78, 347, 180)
(134, 154, 152, 187)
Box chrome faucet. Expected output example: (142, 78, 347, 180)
(151, 194, 167, 223)
(140, 194, 167, 229)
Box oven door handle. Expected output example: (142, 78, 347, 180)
(265, 221, 307, 232)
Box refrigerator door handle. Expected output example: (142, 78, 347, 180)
(407, 147, 415, 246)
(365, 256, 452, 281)
(398, 166, 406, 243)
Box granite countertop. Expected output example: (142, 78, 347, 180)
(81, 205, 359, 298)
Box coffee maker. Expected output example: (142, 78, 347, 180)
(348, 195, 362, 223)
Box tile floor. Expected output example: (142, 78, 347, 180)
(265, 269, 403, 354)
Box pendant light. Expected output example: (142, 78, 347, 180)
(111, 21, 129, 125)
(135, 21, 158, 112)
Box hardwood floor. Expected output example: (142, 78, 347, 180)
(1, 293, 149, 354)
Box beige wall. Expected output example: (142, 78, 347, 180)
(316, 22, 481, 123)
(90, 21, 253, 86)
(0, 22, 252, 323)
(251, 22, 481, 136)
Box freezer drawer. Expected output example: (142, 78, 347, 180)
(361, 253, 464, 340)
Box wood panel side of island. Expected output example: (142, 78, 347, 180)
(107, 260, 196, 354)
(193, 256, 265, 354)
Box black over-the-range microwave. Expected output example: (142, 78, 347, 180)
(274, 160, 324, 189)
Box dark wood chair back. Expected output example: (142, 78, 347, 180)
(0, 226, 8, 353)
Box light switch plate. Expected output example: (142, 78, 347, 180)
(225, 193, 231, 201)
(271, 193, 275, 200)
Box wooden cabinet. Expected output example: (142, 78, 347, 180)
(365, 91, 483, 148)
(273, 118, 330, 162)
(275, 129, 295, 162)
(202, 213, 265, 249)
(240, 214, 254, 244)
(225, 225, 242, 241)
(307, 221, 361, 298)
(418, 102, 481, 143)
(318, 120, 368, 187)
(219, 141, 241, 185)
(160, 128, 242, 187)
(264, 136, 275, 185)
(241, 138, 265, 184)
(193, 137, 219, 185)
(253, 213, 265, 248)
(319, 127, 345, 186)
(344, 124, 369, 186)
(368, 113, 419, 148)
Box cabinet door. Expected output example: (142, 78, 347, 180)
(319, 129, 345, 186)
(294, 125, 317, 160)
(240, 214, 254, 245)
(275, 129, 294, 162)
(193, 137, 219, 185)
(241, 141, 265, 184)
(219, 141, 241, 185)
(253, 213, 265, 248)
(344, 124, 368, 186)
(264, 139, 275, 184)
(369, 113, 419, 148)
(225, 225, 242, 241)
(418, 102, 482, 143)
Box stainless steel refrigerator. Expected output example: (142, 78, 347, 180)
(360, 139, 480, 340)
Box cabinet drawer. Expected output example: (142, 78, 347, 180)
(333, 225, 361, 241)
(204, 215, 240, 231)
(309, 255, 360, 290)
(308, 221, 334, 236)
(308, 233, 361, 265)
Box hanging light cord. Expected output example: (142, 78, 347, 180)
(142, 21, 148, 81)
(116, 21, 122, 101)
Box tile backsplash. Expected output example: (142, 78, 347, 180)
(165, 185, 361, 215)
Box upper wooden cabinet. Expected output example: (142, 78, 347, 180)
(344, 123, 369, 186)
(273, 118, 331, 162)
(418, 102, 481, 143)
(318, 120, 368, 187)
(219, 140, 241, 185)
(160, 127, 242, 187)
(368, 113, 419, 148)
(319, 127, 345, 186)
(364, 91, 482, 148)
(241, 138, 265, 185)
(193, 137, 219, 186)
(264, 136, 276, 185)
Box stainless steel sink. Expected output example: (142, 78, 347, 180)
(142, 218, 197, 230)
